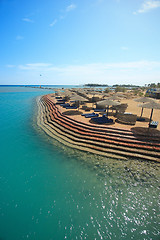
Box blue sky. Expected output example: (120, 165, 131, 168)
(0, 0, 160, 86)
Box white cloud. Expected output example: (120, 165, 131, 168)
(18, 63, 52, 70)
(121, 46, 129, 51)
(134, 0, 160, 14)
(50, 19, 57, 27)
(16, 35, 24, 40)
(66, 4, 76, 12)
(18, 61, 160, 71)
(16, 61, 160, 85)
(6, 64, 15, 68)
(22, 18, 34, 23)
(59, 4, 77, 19)
(50, 4, 76, 25)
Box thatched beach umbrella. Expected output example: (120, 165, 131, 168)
(70, 95, 88, 102)
(97, 99, 120, 116)
(114, 93, 126, 98)
(87, 91, 96, 95)
(54, 88, 62, 94)
(102, 94, 110, 98)
(134, 97, 155, 118)
(57, 90, 73, 101)
(61, 90, 73, 97)
(55, 90, 61, 96)
(86, 91, 100, 107)
(70, 95, 88, 110)
(139, 101, 160, 122)
(106, 96, 121, 112)
(107, 96, 121, 101)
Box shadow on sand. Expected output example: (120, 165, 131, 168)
(131, 127, 160, 142)
(62, 110, 83, 116)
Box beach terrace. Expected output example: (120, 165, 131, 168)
(37, 88, 160, 163)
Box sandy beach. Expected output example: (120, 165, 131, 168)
(49, 95, 160, 131)
(38, 93, 160, 162)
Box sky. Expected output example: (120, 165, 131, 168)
(0, 0, 160, 86)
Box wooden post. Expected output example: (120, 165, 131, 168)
(149, 108, 153, 123)
(140, 107, 144, 117)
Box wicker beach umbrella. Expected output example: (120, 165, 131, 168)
(86, 91, 100, 107)
(55, 88, 62, 93)
(134, 97, 154, 102)
(62, 90, 72, 96)
(102, 94, 110, 98)
(139, 101, 160, 122)
(57, 91, 72, 101)
(70, 95, 88, 102)
(87, 88, 95, 91)
(70, 95, 88, 110)
(134, 97, 155, 118)
(107, 96, 121, 101)
(55, 90, 61, 96)
(114, 93, 126, 98)
(76, 89, 88, 98)
(97, 99, 120, 107)
(87, 91, 96, 95)
(50, 93, 55, 97)
(97, 99, 120, 116)
(105, 96, 121, 112)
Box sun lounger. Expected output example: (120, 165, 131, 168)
(65, 106, 78, 109)
(137, 117, 146, 121)
(55, 101, 65, 105)
(149, 121, 159, 128)
(81, 113, 99, 118)
(94, 109, 106, 112)
(57, 99, 65, 102)
(55, 96, 62, 99)
(91, 116, 113, 124)
(60, 103, 70, 107)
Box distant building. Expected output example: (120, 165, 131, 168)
(146, 88, 160, 99)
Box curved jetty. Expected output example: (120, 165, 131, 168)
(37, 94, 160, 162)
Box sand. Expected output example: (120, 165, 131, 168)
(51, 96, 160, 131)
(39, 95, 160, 162)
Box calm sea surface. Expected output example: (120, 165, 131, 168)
(0, 86, 160, 240)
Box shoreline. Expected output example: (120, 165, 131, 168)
(37, 94, 160, 163)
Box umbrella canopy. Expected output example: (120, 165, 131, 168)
(139, 101, 160, 122)
(134, 97, 155, 103)
(70, 95, 88, 102)
(62, 90, 73, 96)
(97, 99, 120, 116)
(87, 91, 97, 95)
(102, 94, 110, 98)
(134, 97, 155, 117)
(97, 99, 120, 107)
(55, 90, 62, 96)
(54, 88, 62, 93)
(70, 95, 88, 110)
(106, 96, 121, 101)
(114, 93, 126, 98)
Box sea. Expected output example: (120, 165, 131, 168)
(0, 85, 160, 240)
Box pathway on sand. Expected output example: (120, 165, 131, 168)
(37, 95, 160, 162)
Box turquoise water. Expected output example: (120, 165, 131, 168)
(0, 86, 160, 240)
